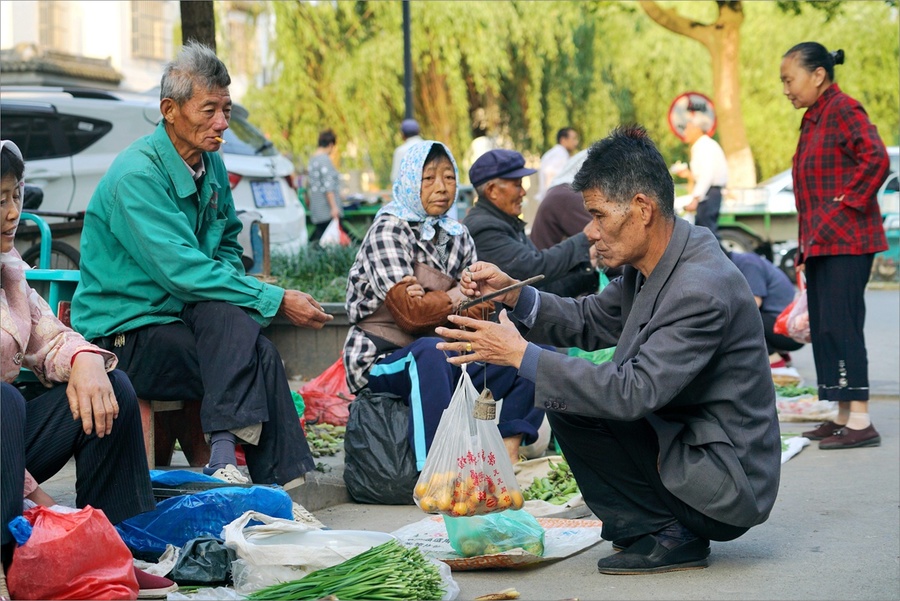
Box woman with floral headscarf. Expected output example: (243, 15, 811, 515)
(343, 141, 544, 473)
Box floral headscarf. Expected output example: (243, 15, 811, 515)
(378, 140, 465, 241)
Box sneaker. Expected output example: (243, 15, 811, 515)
(292, 502, 327, 529)
(134, 567, 178, 599)
(205, 463, 250, 484)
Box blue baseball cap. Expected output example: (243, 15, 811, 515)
(469, 149, 537, 187)
(401, 119, 420, 136)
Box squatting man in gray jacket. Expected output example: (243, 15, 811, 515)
(436, 125, 780, 575)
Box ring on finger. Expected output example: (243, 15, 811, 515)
(465, 342, 473, 353)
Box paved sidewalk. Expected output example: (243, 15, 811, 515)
(36, 289, 899, 600)
(39, 399, 899, 601)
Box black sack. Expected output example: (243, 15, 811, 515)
(170, 537, 231, 585)
(343, 388, 418, 504)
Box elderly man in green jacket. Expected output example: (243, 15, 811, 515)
(72, 42, 332, 487)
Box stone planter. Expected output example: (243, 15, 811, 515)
(262, 302, 350, 380)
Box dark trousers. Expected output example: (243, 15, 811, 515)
(805, 254, 874, 401)
(548, 412, 749, 543)
(93, 301, 315, 484)
(366, 337, 545, 463)
(760, 311, 805, 355)
(1, 372, 155, 546)
(695, 186, 723, 239)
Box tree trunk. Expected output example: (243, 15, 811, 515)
(639, 1, 757, 186)
(180, 1, 216, 51)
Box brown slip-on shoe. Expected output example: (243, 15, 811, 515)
(597, 534, 710, 575)
(802, 421, 843, 440)
(819, 424, 881, 450)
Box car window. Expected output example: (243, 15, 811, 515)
(222, 113, 278, 157)
(885, 174, 899, 194)
(58, 113, 112, 154)
(0, 114, 65, 159)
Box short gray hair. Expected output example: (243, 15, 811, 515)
(160, 42, 231, 105)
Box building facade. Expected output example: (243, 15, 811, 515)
(0, 0, 270, 100)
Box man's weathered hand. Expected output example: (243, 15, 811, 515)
(66, 353, 117, 437)
(280, 289, 334, 329)
(435, 310, 528, 369)
(459, 262, 520, 307)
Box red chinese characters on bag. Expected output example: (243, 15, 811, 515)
(413, 368, 523, 517)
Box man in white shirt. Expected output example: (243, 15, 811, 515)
(390, 119, 424, 183)
(681, 118, 728, 238)
(536, 127, 580, 203)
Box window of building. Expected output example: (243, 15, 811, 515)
(131, 0, 170, 60)
(38, 1, 71, 53)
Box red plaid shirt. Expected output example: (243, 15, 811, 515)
(792, 84, 889, 263)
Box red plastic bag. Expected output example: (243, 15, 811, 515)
(773, 300, 797, 337)
(774, 273, 806, 338)
(299, 356, 355, 426)
(786, 289, 811, 343)
(8, 506, 139, 600)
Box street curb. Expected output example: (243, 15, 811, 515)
(288, 464, 351, 512)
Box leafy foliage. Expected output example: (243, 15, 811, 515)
(238, 0, 898, 186)
(270, 244, 360, 303)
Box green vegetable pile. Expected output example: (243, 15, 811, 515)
(774, 384, 818, 397)
(247, 539, 444, 600)
(522, 458, 580, 505)
(304, 422, 344, 458)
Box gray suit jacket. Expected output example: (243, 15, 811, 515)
(524, 218, 781, 528)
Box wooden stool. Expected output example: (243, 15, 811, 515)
(138, 399, 210, 469)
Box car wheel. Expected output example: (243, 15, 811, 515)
(718, 229, 758, 254)
(21, 241, 81, 270)
(779, 246, 798, 282)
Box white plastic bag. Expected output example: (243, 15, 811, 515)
(222, 511, 379, 594)
(413, 367, 523, 517)
(319, 218, 349, 246)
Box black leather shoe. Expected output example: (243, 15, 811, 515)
(597, 534, 710, 575)
(611, 535, 642, 552)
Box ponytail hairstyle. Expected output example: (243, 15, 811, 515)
(784, 42, 844, 82)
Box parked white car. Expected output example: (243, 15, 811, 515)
(0, 86, 307, 267)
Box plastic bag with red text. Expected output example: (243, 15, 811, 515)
(412, 366, 523, 517)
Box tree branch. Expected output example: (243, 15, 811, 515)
(638, 0, 711, 45)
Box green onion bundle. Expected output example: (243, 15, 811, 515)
(246, 539, 445, 600)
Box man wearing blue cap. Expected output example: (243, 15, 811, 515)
(390, 119, 423, 184)
(463, 149, 599, 298)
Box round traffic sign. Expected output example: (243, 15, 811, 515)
(668, 92, 717, 142)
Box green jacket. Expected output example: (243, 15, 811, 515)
(72, 122, 284, 340)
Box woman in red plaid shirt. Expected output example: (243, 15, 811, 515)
(780, 42, 890, 450)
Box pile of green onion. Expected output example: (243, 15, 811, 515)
(246, 539, 445, 600)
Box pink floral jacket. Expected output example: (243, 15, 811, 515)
(1, 250, 117, 385)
